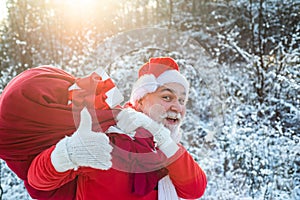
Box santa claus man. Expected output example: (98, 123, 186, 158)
(0, 57, 207, 199)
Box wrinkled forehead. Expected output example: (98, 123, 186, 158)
(156, 83, 187, 98)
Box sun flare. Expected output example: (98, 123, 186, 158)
(65, 0, 97, 10)
(55, 0, 120, 22)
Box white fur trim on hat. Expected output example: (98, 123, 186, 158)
(156, 70, 189, 93)
(130, 74, 159, 104)
(130, 70, 189, 105)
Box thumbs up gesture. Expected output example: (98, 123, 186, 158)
(51, 108, 113, 172)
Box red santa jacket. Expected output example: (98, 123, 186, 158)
(28, 142, 206, 200)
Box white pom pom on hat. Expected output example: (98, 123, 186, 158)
(130, 57, 189, 105)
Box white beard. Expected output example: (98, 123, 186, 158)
(165, 123, 182, 144)
(159, 111, 183, 144)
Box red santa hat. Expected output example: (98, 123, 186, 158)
(130, 57, 189, 105)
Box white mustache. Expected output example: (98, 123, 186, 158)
(160, 112, 182, 120)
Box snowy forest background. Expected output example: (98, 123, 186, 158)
(0, 0, 299, 199)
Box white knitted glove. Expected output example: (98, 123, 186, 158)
(51, 108, 113, 172)
(116, 108, 179, 158)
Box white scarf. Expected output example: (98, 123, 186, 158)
(158, 175, 181, 200)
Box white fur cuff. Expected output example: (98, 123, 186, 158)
(159, 139, 179, 158)
(50, 137, 76, 172)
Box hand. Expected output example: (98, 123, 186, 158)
(51, 108, 113, 172)
(116, 108, 179, 158)
(116, 108, 153, 134)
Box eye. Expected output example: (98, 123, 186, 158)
(162, 95, 172, 101)
(179, 98, 186, 105)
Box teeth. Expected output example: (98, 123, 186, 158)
(162, 112, 181, 121)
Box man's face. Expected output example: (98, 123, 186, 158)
(137, 82, 187, 132)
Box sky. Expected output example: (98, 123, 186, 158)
(0, 0, 123, 23)
(0, 0, 7, 21)
(0, 0, 106, 22)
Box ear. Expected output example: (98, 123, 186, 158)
(135, 98, 144, 111)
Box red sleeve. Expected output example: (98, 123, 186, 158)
(166, 145, 207, 199)
(28, 145, 79, 191)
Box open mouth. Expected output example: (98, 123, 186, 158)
(161, 112, 181, 125)
(166, 116, 179, 124)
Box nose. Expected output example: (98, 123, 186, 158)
(169, 100, 184, 113)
